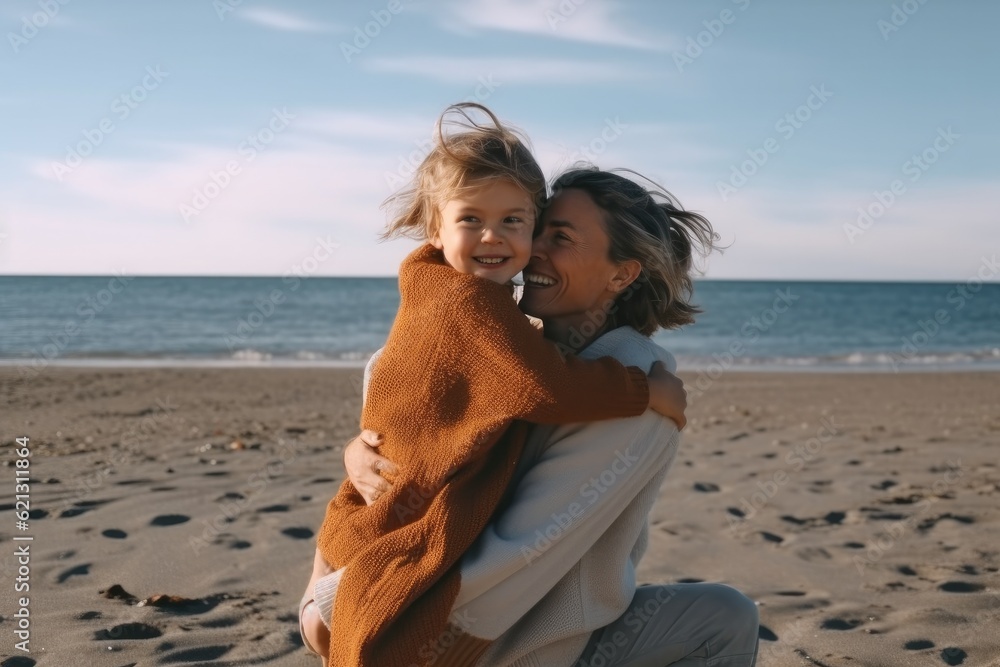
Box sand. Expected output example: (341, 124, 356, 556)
(1, 367, 997, 666)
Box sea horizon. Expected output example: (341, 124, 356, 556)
(2, 275, 998, 373)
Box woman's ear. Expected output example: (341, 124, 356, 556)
(608, 259, 642, 293)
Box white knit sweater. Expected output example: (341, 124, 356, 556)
(314, 326, 680, 666)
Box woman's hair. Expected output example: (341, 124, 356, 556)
(550, 166, 720, 335)
(382, 103, 546, 241)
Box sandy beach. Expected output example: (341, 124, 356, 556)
(1, 367, 997, 667)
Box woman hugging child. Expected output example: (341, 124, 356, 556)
(299, 103, 683, 667)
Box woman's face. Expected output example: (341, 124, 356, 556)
(520, 188, 626, 335)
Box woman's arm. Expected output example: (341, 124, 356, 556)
(344, 362, 685, 506)
(451, 410, 680, 634)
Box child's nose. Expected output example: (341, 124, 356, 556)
(481, 226, 501, 243)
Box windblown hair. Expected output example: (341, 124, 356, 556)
(382, 103, 546, 241)
(550, 167, 720, 335)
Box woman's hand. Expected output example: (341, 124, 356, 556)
(344, 429, 398, 504)
(646, 361, 687, 430)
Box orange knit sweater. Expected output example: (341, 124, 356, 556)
(315, 244, 649, 667)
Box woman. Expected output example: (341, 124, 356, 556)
(303, 167, 759, 666)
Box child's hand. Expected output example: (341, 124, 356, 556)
(647, 361, 687, 429)
(344, 430, 398, 504)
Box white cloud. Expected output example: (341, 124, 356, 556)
(365, 56, 647, 84)
(442, 0, 676, 51)
(238, 8, 341, 33)
(4, 107, 997, 282)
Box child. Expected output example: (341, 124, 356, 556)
(301, 104, 680, 667)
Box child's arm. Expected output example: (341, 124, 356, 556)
(452, 283, 652, 425)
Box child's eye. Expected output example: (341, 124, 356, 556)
(460, 216, 480, 224)
(504, 217, 523, 224)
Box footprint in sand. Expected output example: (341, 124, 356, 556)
(310, 477, 337, 484)
(257, 504, 290, 513)
(821, 617, 862, 630)
(59, 499, 113, 518)
(57, 563, 91, 583)
(759, 531, 784, 544)
(158, 644, 233, 662)
(938, 581, 983, 593)
(1, 657, 37, 667)
(77, 611, 102, 620)
(693, 482, 720, 492)
(150, 514, 190, 527)
(115, 478, 155, 486)
(102, 529, 128, 539)
(281, 527, 313, 539)
(941, 647, 967, 665)
(824, 511, 846, 525)
(95, 622, 162, 640)
(904, 639, 935, 650)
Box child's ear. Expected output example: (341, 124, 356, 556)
(429, 233, 443, 250)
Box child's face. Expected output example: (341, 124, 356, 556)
(431, 179, 535, 285)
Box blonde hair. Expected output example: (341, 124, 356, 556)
(382, 103, 546, 241)
(550, 166, 720, 335)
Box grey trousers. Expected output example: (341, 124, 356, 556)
(573, 584, 759, 667)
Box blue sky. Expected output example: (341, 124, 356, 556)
(1, 0, 996, 280)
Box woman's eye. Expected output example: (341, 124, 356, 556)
(555, 232, 570, 241)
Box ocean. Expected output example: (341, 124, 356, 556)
(1, 276, 998, 372)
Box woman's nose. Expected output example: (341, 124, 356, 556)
(530, 235, 548, 260)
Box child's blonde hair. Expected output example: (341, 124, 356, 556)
(382, 103, 546, 241)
